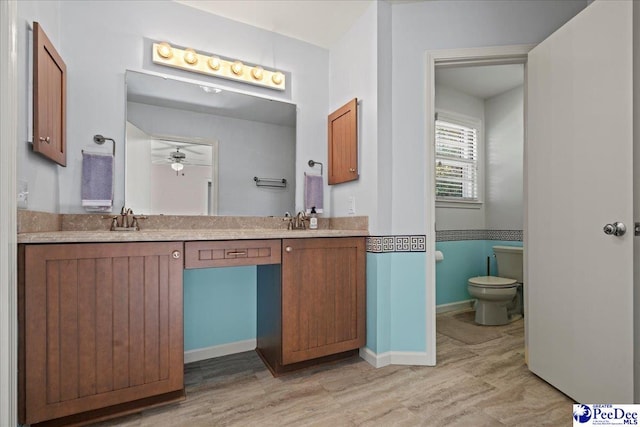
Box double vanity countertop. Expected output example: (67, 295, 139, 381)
(17, 228, 368, 244)
(17, 211, 369, 244)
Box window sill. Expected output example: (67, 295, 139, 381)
(436, 199, 483, 209)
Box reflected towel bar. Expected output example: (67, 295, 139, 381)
(254, 176, 287, 188)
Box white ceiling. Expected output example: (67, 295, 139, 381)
(175, 0, 374, 49)
(435, 64, 524, 100)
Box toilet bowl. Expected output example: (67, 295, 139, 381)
(468, 276, 518, 325)
(468, 246, 524, 326)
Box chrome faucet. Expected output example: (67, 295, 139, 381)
(121, 206, 131, 228)
(105, 207, 147, 231)
(293, 211, 308, 230)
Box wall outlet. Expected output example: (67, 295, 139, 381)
(17, 180, 28, 210)
(347, 196, 356, 215)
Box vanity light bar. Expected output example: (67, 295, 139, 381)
(152, 42, 286, 91)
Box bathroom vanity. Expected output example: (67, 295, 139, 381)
(17, 219, 367, 426)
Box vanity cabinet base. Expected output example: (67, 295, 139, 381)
(19, 242, 185, 425)
(28, 389, 185, 427)
(256, 347, 359, 377)
(256, 237, 366, 376)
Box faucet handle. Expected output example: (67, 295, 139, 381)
(132, 215, 148, 231)
(103, 216, 119, 231)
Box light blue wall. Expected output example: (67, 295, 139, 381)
(435, 239, 523, 306)
(390, 252, 427, 352)
(366, 253, 391, 353)
(366, 252, 426, 354)
(183, 266, 256, 351)
(435, 240, 486, 305)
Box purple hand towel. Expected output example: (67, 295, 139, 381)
(304, 173, 323, 213)
(81, 152, 114, 212)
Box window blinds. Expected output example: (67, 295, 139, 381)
(435, 114, 479, 201)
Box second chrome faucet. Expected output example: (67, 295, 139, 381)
(283, 211, 308, 230)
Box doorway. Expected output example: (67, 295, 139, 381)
(424, 45, 532, 365)
(433, 61, 525, 354)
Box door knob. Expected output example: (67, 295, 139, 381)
(603, 222, 626, 236)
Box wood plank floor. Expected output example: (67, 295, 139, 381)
(95, 311, 572, 426)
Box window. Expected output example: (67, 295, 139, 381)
(435, 112, 480, 202)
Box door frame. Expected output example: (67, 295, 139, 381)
(0, 0, 18, 425)
(424, 45, 533, 364)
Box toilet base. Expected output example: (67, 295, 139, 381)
(474, 301, 510, 326)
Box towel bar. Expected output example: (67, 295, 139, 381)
(254, 176, 287, 188)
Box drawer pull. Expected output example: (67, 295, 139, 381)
(226, 251, 247, 256)
(172, 250, 181, 259)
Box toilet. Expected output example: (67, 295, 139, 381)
(468, 246, 523, 326)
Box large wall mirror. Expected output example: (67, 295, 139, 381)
(125, 70, 296, 216)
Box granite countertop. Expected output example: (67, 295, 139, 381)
(17, 228, 369, 244)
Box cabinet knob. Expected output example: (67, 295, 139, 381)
(349, 168, 356, 173)
(285, 246, 293, 253)
(172, 250, 181, 259)
(39, 136, 51, 143)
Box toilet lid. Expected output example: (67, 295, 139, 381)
(468, 276, 518, 287)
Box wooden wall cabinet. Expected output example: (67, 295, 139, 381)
(33, 22, 67, 166)
(257, 237, 366, 375)
(19, 242, 184, 425)
(328, 98, 358, 185)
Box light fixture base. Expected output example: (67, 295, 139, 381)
(152, 43, 286, 91)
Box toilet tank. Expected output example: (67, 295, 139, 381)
(494, 245, 523, 282)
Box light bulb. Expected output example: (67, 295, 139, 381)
(208, 56, 221, 70)
(231, 61, 244, 75)
(157, 42, 173, 59)
(171, 162, 184, 172)
(183, 48, 198, 65)
(251, 66, 264, 80)
(271, 71, 284, 85)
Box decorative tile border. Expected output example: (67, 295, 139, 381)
(486, 229, 523, 241)
(366, 235, 426, 253)
(435, 229, 522, 242)
(436, 229, 486, 242)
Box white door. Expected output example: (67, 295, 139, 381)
(527, 0, 634, 403)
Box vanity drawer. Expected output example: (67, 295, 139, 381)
(185, 239, 281, 268)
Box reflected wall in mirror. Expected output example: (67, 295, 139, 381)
(125, 70, 296, 216)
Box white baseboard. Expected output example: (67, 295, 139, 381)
(184, 339, 256, 364)
(360, 347, 390, 368)
(436, 299, 474, 314)
(359, 347, 434, 368)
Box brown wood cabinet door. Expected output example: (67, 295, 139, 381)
(33, 22, 66, 166)
(21, 242, 183, 424)
(281, 237, 365, 365)
(328, 98, 358, 185)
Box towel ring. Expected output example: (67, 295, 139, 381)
(93, 134, 116, 156)
(308, 159, 323, 176)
